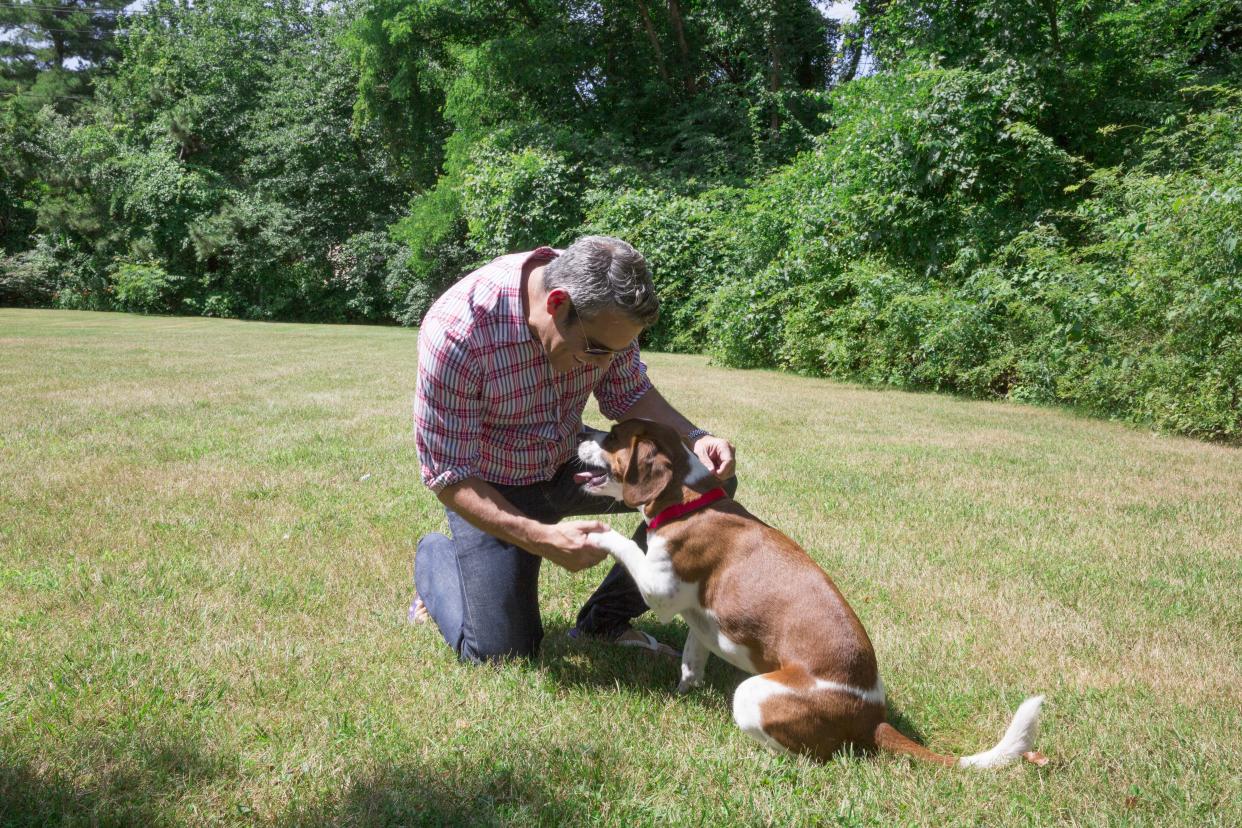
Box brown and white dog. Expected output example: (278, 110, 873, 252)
(576, 419, 1044, 767)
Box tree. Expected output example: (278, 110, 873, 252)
(0, 1, 129, 109)
(861, 0, 1242, 164)
(349, 0, 849, 184)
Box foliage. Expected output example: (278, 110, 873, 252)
(347, 0, 850, 321)
(328, 231, 411, 323)
(0, 100, 43, 252)
(582, 186, 747, 352)
(461, 139, 585, 259)
(1, 0, 1239, 440)
(0, 1, 128, 107)
(110, 260, 179, 314)
(6, 0, 410, 324)
(0, 233, 106, 309)
(700, 85, 1242, 440)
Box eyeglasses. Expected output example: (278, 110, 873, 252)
(569, 305, 626, 358)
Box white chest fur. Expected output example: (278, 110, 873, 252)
(627, 535, 698, 623)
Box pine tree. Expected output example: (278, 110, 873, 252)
(0, 1, 130, 107)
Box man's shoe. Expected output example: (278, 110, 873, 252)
(567, 625, 680, 659)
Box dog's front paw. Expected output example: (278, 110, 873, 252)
(586, 529, 628, 553)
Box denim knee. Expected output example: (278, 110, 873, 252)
(460, 626, 543, 664)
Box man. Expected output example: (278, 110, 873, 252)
(411, 235, 736, 663)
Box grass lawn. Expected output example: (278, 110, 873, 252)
(1, 308, 1239, 826)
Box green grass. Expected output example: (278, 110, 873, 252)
(1, 308, 1239, 826)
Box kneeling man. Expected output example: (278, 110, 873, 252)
(411, 235, 736, 663)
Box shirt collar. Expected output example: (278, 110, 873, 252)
(495, 246, 560, 344)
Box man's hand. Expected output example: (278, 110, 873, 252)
(533, 520, 611, 572)
(693, 434, 736, 480)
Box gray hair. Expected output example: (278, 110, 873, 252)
(543, 236, 660, 328)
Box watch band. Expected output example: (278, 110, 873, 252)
(685, 427, 711, 443)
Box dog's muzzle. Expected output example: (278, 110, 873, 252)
(575, 430, 611, 489)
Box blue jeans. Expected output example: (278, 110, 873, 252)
(414, 449, 737, 664)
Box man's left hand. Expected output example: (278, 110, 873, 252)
(693, 434, 735, 480)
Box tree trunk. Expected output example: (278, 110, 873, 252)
(1045, 0, 1060, 52)
(667, 0, 695, 94)
(841, 37, 864, 83)
(768, 30, 781, 138)
(635, 0, 671, 85)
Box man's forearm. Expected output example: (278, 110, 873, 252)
(621, 384, 735, 479)
(620, 386, 696, 436)
(437, 478, 548, 554)
(434, 477, 608, 573)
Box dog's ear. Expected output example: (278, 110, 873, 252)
(621, 432, 673, 508)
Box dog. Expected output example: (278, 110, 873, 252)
(576, 419, 1044, 767)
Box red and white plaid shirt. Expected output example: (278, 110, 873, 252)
(415, 247, 653, 492)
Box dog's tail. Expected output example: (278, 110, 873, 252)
(872, 695, 1045, 769)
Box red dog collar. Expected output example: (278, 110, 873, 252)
(647, 487, 728, 532)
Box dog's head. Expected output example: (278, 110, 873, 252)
(576, 419, 713, 509)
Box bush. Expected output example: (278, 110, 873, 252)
(582, 186, 747, 352)
(461, 140, 584, 258)
(695, 77, 1239, 441)
(0, 235, 106, 310)
(110, 260, 180, 313)
(325, 231, 402, 323)
(1023, 102, 1242, 440)
(389, 181, 477, 326)
(0, 245, 59, 307)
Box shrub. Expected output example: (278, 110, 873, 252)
(582, 186, 747, 352)
(389, 181, 477, 326)
(0, 235, 107, 310)
(697, 76, 1239, 440)
(461, 140, 584, 258)
(110, 260, 180, 314)
(325, 231, 402, 323)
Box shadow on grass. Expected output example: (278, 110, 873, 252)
(536, 619, 743, 711)
(0, 733, 227, 828)
(883, 699, 931, 748)
(283, 740, 610, 827)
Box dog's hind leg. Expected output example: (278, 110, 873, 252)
(732, 673, 798, 756)
(732, 667, 884, 761)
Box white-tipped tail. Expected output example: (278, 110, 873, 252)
(957, 695, 1045, 769)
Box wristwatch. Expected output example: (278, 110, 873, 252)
(685, 427, 712, 443)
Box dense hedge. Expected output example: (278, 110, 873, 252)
(588, 75, 1241, 441)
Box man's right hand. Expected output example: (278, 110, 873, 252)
(533, 520, 611, 572)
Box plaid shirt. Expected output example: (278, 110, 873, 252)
(415, 247, 653, 493)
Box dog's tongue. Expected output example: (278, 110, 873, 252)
(573, 471, 597, 484)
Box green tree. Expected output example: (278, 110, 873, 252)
(0, 1, 129, 109)
(17, 0, 409, 320)
(863, 0, 1242, 164)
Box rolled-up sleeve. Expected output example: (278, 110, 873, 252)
(594, 342, 653, 420)
(414, 315, 483, 493)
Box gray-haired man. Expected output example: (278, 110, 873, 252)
(411, 236, 736, 663)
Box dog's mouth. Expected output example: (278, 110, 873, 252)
(573, 464, 610, 489)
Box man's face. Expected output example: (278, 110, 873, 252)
(546, 301, 642, 374)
